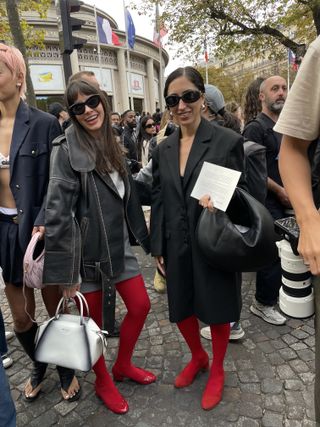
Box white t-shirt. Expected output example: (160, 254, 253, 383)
(274, 36, 320, 141)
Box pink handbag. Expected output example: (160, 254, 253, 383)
(23, 232, 45, 289)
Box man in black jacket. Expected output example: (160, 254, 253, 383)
(243, 75, 288, 326)
(121, 110, 141, 173)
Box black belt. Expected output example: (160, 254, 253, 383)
(0, 213, 19, 224)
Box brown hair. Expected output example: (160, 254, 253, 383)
(65, 80, 126, 176)
(243, 77, 265, 125)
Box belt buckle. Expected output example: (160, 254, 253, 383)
(12, 216, 19, 224)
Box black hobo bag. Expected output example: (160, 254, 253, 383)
(196, 188, 278, 272)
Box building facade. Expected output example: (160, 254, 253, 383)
(24, 2, 169, 114)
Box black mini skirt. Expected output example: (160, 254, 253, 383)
(0, 213, 24, 286)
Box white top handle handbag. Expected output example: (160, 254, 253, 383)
(35, 291, 107, 372)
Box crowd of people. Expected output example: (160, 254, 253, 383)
(1, 34, 320, 425)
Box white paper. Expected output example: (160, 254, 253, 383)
(191, 162, 241, 212)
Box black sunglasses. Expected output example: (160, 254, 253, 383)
(69, 94, 101, 116)
(145, 123, 155, 129)
(165, 90, 202, 108)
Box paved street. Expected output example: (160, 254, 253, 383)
(1, 248, 318, 427)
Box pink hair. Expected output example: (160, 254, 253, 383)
(0, 43, 27, 98)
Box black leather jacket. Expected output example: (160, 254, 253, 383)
(43, 126, 150, 286)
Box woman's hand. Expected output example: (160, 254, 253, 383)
(32, 226, 45, 239)
(199, 194, 216, 213)
(298, 214, 320, 275)
(155, 256, 166, 277)
(61, 284, 80, 299)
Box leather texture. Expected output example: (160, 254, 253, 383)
(23, 232, 45, 289)
(34, 292, 105, 372)
(196, 188, 278, 272)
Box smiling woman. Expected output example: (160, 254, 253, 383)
(151, 66, 246, 411)
(43, 78, 156, 414)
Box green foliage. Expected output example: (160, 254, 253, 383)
(197, 66, 259, 105)
(0, 0, 50, 48)
(131, 0, 318, 63)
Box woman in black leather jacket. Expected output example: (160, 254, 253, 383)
(43, 80, 155, 415)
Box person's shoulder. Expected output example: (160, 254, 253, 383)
(52, 134, 67, 147)
(243, 114, 268, 136)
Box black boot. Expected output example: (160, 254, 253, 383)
(15, 323, 47, 401)
(56, 365, 81, 402)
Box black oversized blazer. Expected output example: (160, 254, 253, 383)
(8, 100, 61, 252)
(151, 118, 245, 324)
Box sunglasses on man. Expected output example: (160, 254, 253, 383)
(69, 94, 101, 116)
(165, 90, 202, 108)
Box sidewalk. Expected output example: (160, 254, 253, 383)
(1, 248, 317, 426)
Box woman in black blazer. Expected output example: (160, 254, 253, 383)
(150, 67, 245, 410)
(0, 43, 79, 402)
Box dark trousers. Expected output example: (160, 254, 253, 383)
(255, 198, 287, 306)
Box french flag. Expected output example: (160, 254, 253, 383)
(97, 15, 122, 46)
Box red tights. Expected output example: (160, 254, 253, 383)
(176, 315, 230, 410)
(82, 274, 153, 413)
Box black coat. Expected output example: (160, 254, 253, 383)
(8, 101, 61, 252)
(151, 118, 245, 324)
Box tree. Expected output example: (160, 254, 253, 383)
(197, 66, 237, 101)
(133, 0, 318, 62)
(0, 0, 50, 106)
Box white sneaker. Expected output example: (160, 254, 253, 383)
(5, 331, 14, 341)
(200, 326, 212, 340)
(200, 322, 245, 341)
(229, 322, 245, 340)
(250, 299, 286, 325)
(1, 354, 13, 369)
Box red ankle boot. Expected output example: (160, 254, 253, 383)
(95, 379, 129, 414)
(174, 352, 209, 388)
(201, 367, 224, 410)
(112, 364, 156, 385)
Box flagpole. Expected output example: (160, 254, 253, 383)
(205, 61, 208, 85)
(156, 2, 164, 111)
(204, 36, 209, 84)
(123, 0, 134, 110)
(93, 6, 103, 80)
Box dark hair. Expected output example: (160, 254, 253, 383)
(137, 115, 154, 159)
(225, 101, 240, 115)
(221, 110, 241, 134)
(111, 111, 120, 118)
(243, 77, 265, 125)
(48, 102, 65, 118)
(121, 109, 134, 120)
(164, 66, 205, 98)
(65, 80, 126, 176)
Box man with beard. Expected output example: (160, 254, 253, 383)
(121, 109, 141, 173)
(243, 75, 289, 326)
